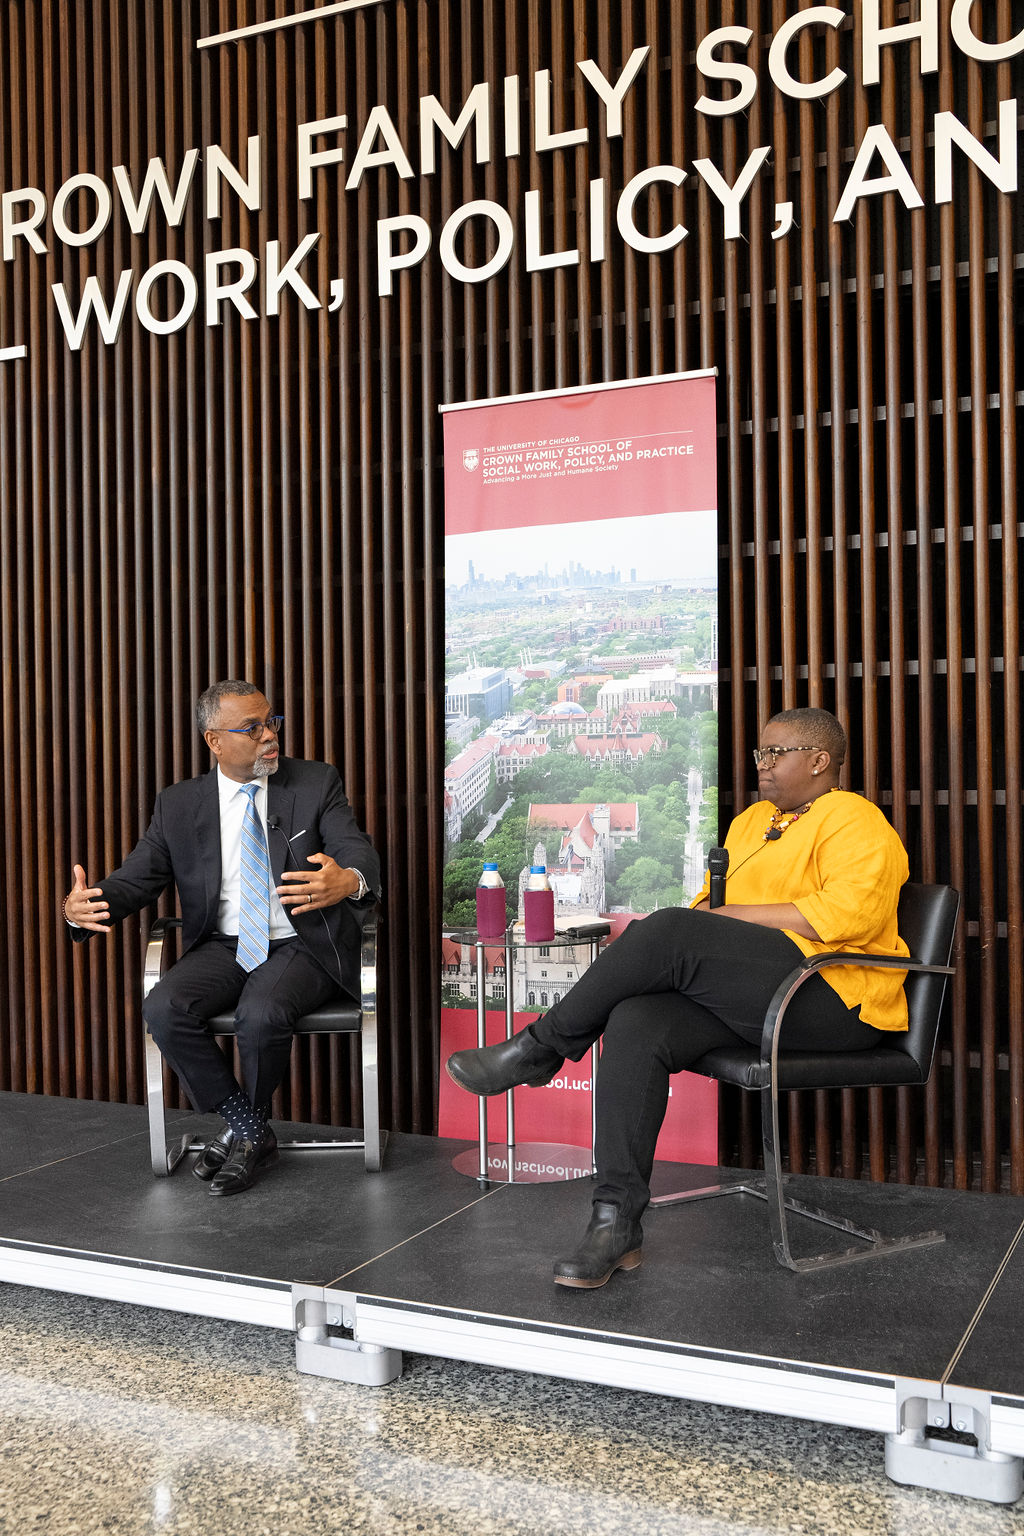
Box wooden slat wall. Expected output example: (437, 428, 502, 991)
(0, 1, 1021, 1192)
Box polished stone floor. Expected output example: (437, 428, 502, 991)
(0, 1282, 1020, 1536)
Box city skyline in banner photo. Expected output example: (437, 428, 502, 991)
(1, 3, 1021, 361)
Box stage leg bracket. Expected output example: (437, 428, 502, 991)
(292, 1287, 402, 1386)
(885, 1379, 1023, 1504)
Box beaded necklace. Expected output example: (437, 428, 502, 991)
(763, 798, 817, 841)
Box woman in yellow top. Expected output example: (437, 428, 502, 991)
(447, 708, 911, 1289)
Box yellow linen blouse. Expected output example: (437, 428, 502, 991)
(690, 790, 910, 1031)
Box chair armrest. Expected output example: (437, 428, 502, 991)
(759, 951, 956, 1076)
(143, 917, 183, 1000)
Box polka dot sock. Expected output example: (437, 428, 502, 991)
(215, 1090, 268, 1147)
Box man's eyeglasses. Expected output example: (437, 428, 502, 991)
(752, 745, 821, 770)
(220, 715, 284, 742)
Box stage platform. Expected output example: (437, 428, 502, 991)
(1, 1090, 1022, 1504)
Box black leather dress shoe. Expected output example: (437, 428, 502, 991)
(445, 1026, 564, 1096)
(553, 1202, 644, 1289)
(191, 1127, 234, 1182)
(208, 1129, 279, 1196)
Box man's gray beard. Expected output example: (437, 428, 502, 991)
(253, 757, 280, 777)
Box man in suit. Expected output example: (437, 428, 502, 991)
(63, 679, 381, 1196)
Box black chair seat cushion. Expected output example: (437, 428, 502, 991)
(693, 1043, 927, 1091)
(207, 1002, 361, 1036)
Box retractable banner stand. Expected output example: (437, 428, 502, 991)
(440, 373, 719, 1170)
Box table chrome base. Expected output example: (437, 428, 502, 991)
(452, 1141, 595, 1185)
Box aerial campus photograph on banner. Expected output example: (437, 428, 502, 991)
(441, 373, 719, 1021)
(443, 507, 719, 932)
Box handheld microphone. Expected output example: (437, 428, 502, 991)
(708, 846, 729, 909)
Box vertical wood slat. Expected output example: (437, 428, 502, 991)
(572, 0, 592, 386)
(742, 0, 776, 1170)
(127, 0, 150, 1095)
(966, 49, 998, 1193)
(40, 0, 70, 1098)
(668, 0, 690, 376)
(769, 0, 805, 1175)
(0, 2, 1021, 1190)
(872, 10, 905, 1184)
(24, 0, 44, 1100)
(997, 0, 1023, 1196)
(3, 4, 25, 1096)
(416, 9, 443, 1130)
(596, 0, 615, 383)
(96, 1, 118, 1102)
(394, 3, 424, 1126)
(110, 0, 135, 1103)
(713, 0, 758, 1169)
(748, 1, 773, 744)
(796, 14, 832, 1179)
(375, 1, 405, 1133)
(618, 2, 639, 381)
(937, 13, 970, 1190)
(907, 0, 941, 1188)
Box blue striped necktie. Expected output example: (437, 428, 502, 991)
(236, 783, 270, 972)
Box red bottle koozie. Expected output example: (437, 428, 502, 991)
(476, 884, 507, 938)
(524, 887, 555, 943)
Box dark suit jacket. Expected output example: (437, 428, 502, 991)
(72, 757, 381, 999)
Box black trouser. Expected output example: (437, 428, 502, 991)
(142, 936, 340, 1112)
(530, 908, 888, 1221)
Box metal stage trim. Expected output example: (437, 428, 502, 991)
(0, 1237, 294, 1329)
(990, 1398, 1024, 1459)
(343, 1293, 903, 1434)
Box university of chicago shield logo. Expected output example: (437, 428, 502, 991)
(463, 448, 479, 471)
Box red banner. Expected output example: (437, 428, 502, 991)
(441, 371, 719, 1167)
(438, 1005, 719, 1165)
(443, 374, 718, 536)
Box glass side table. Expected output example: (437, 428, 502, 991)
(443, 922, 610, 1185)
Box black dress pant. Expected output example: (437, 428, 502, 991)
(142, 936, 340, 1112)
(530, 908, 889, 1221)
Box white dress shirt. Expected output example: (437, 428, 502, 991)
(216, 770, 294, 940)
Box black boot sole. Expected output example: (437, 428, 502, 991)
(553, 1247, 643, 1289)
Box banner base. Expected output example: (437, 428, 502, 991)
(452, 1141, 596, 1185)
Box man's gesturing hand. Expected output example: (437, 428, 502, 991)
(276, 853, 359, 914)
(63, 864, 111, 933)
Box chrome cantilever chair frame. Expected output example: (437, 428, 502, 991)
(651, 883, 959, 1274)
(143, 912, 383, 1176)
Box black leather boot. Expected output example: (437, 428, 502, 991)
(553, 1202, 644, 1289)
(445, 1026, 564, 1096)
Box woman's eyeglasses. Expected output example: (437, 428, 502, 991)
(752, 745, 821, 770)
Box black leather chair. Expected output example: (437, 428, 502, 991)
(651, 883, 960, 1272)
(142, 912, 384, 1176)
